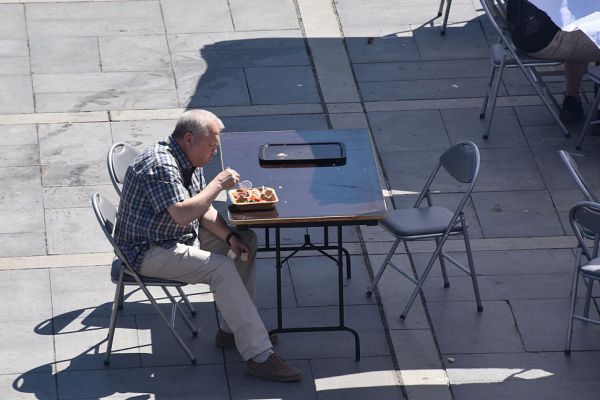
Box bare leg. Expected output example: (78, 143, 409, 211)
(564, 60, 589, 98)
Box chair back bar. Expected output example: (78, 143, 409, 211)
(91, 192, 132, 267)
(559, 150, 600, 203)
(570, 201, 600, 261)
(107, 142, 141, 195)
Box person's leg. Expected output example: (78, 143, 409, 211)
(139, 243, 270, 361)
(564, 60, 589, 98)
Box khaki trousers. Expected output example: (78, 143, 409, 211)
(138, 228, 271, 361)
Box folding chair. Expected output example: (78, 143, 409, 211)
(565, 201, 600, 354)
(479, 0, 569, 140)
(437, 0, 452, 35)
(366, 141, 483, 319)
(576, 66, 600, 150)
(107, 142, 197, 317)
(92, 192, 198, 365)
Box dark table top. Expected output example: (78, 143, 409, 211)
(220, 129, 387, 227)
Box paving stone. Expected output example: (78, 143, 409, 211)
(346, 34, 420, 64)
(99, 35, 171, 72)
(0, 371, 56, 400)
(245, 66, 320, 104)
(33, 71, 175, 94)
(0, 75, 33, 114)
(476, 147, 546, 191)
(531, 145, 600, 191)
(521, 123, 589, 147)
(110, 119, 175, 148)
(548, 188, 589, 232)
(369, 110, 451, 152)
(226, 360, 315, 400)
(220, 114, 329, 132)
(57, 364, 230, 399)
(53, 316, 140, 372)
(390, 329, 442, 370)
(167, 30, 304, 53)
(0, 269, 52, 322)
(446, 351, 600, 400)
(45, 207, 112, 254)
(161, 0, 233, 34)
(501, 69, 573, 97)
(28, 18, 165, 38)
(0, 319, 55, 375)
(0, 39, 28, 57)
(412, 19, 488, 60)
(253, 258, 297, 309)
(229, 0, 299, 30)
(472, 190, 564, 238)
(427, 300, 524, 354)
(329, 112, 369, 129)
(0, 166, 43, 209)
(36, 89, 180, 113)
(0, 232, 46, 257)
(511, 298, 600, 352)
(288, 255, 377, 307)
(310, 356, 403, 400)
(42, 163, 111, 187)
(0, 206, 44, 234)
(0, 56, 29, 75)
(30, 37, 100, 74)
(0, 4, 27, 40)
(39, 122, 111, 165)
(0, 124, 37, 145)
(360, 77, 494, 102)
(441, 107, 528, 148)
(0, 145, 39, 167)
(515, 105, 562, 126)
(26, 1, 162, 20)
(43, 185, 118, 209)
(355, 59, 490, 82)
(183, 46, 310, 68)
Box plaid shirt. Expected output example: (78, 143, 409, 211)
(114, 135, 205, 270)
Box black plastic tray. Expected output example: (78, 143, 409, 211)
(258, 142, 346, 167)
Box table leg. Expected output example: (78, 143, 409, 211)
(276, 227, 283, 330)
(337, 225, 360, 361)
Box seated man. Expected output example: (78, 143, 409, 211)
(114, 109, 302, 382)
(507, 0, 600, 122)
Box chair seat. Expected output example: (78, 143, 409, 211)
(491, 43, 562, 67)
(581, 258, 600, 278)
(381, 206, 461, 237)
(111, 258, 186, 286)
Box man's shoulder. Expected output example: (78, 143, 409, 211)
(135, 138, 177, 170)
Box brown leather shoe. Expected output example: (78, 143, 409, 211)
(246, 353, 302, 382)
(215, 329, 279, 347)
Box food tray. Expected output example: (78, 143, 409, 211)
(228, 187, 279, 211)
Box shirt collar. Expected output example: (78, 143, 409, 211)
(168, 135, 195, 175)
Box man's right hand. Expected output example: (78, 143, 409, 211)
(212, 168, 240, 190)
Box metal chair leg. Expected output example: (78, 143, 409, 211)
(105, 268, 125, 366)
(117, 283, 125, 310)
(583, 277, 593, 318)
(437, 0, 445, 17)
(367, 239, 400, 297)
(440, 0, 452, 35)
(162, 287, 198, 337)
(565, 251, 582, 355)
(175, 286, 197, 317)
(480, 64, 497, 118)
(484, 57, 506, 139)
(435, 237, 450, 288)
(461, 214, 483, 312)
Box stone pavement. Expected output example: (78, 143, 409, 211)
(1, 0, 600, 399)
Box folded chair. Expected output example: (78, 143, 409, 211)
(479, 0, 568, 140)
(576, 66, 600, 150)
(366, 141, 483, 319)
(92, 192, 198, 365)
(107, 142, 197, 317)
(565, 201, 600, 354)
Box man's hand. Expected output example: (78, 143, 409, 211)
(211, 168, 240, 191)
(229, 234, 251, 261)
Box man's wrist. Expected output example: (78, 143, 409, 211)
(225, 231, 240, 246)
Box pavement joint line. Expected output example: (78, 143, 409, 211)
(0, 236, 576, 271)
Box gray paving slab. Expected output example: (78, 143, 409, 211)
(161, 0, 233, 34)
(0, 39, 28, 58)
(220, 114, 329, 132)
(229, 0, 299, 31)
(472, 190, 564, 238)
(515, 104, 563, 126)
(42, 163, 111, 187)
(521, 123, 592, 147)
(441, 107, 528, 148)
(0, 206, 44, 234)
(53, 316, 140, 372)
(0, 232, 46, 257)
(0, 56, 29, 75)
(0, 319, 55, 375)
(548, 188, 590, 232)
(26, 1, 162, 20)
(0, 166, 43, 209)
(33, 71, 175, 94)
(346, 34, 420, 64)
(412, 20, 488, 60)
(427, 300, 524, 354)
(0, 269, 52, 322)
(360, 77, 494, 102)
(355, 59, 490, 82)
(193, 46, 311, 68)
(30, 37, 100, 74)
(43, 185, 118, 209)
(226, 360, 315, 400)
(0, 371, 56, 400)
(531, 145, 600, 191)
(45, 207, 112, 254)
(310, 356, 403, 400)
(511, 298, 600, 352)
(369, 110, 451, 152)
(28, 17, 165, 38)
(329, 112, 369, 129)
(36, 89, 180, 113)
(0, 4, 27, 40)
(0, 144, 39, 167)
(0, 124, 37, 145)
(476, 147, 546, 191)
(501, 71, 566, 97)
(110, 119, 175, 148)
(99, 35, 171, 72)
(253, 259, 297, 309)
(446, 351, 600, 400)
(167, 30, 304, 53)
(0, 75, 33, 114)
(390, 329, 442, 370)
(245, 66, 321, 104)
(56, 363, 230, 399)
(39, 122, 111, 165)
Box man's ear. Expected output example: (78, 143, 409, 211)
(183, 131, 194, 146)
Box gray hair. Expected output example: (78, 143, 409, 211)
(172, 109, 225, 139)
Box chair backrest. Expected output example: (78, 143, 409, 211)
(480, 0, 509, 41)
(107, 142, 141, 196)
(91, 192, 131, 267)
(415, 142, 480, 211)
(559, 150, 599, 202)
(570, 201, 600, 261)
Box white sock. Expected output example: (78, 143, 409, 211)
(252, 349, 273, 363)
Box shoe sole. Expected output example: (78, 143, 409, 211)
(246, 368, 302, 382)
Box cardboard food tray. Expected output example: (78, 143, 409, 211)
(228, 187, 279, 212)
